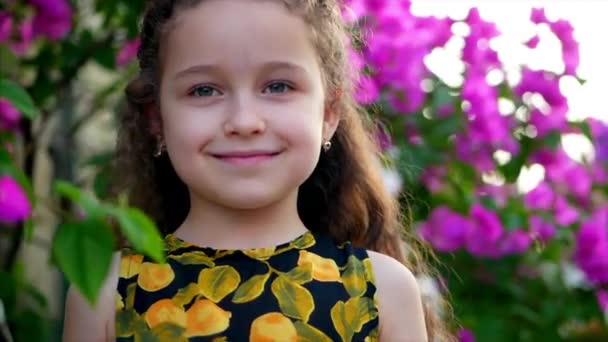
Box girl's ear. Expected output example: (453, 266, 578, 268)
(323, 89, 342, 140)
(146, 103, 163, 136)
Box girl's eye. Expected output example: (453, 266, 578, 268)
(263, 81, 293, 94)
(191, 85, 221, 97)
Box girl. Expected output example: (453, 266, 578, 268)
(64, 0, 449, 341)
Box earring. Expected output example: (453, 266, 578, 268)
(154, 136, 166, 157)
(322, 139, 332, 152)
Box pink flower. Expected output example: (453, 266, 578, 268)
(562, 165, 592, 200)
(355, 3, 451, 114)
(355, 75, 380, 104)
(0, 175, 32, 224)
(10, 18, 34, 56)
(463, 8, 501, 73)
(554, 195, 578, 226)
(454, 136, 496, 172)
(525, 35, 540, 48)
(466, 203, 504, 258)
(549, 19, 579, 75)
(421, 166, 447, 193)
(524, 182, 554, 210)
(32, 11, 71, 40)
(458, 328, 476, 342)
(0, 11, 12, 43)
(529, 215, 556, 242)
(574, 207, 608, 284)
(29, 0, 73, 40)
(419, 206, 470, 252)
(530, 8, 548, 24)
(590, 119, 608, 164)
(28, 0, 72, 18)
(116, 38, 141, 67)
(500, 229, 532, 255)
(515, 69, 568, 133)
(0, 98, 21, 129)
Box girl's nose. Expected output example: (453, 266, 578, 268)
(223, 95, 267, 136)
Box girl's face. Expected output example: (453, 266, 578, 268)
(158, 0, 338, 210)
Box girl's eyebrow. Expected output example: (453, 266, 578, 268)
(173, 61, 308, 80)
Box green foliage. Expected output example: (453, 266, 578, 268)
(0, 79, 40, 120)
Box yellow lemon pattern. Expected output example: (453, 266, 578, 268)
(250, 312, 298, 342)
(137, 262, 175, 292)
(297, 250, 341, 282)
(116, 230, 379, 341)
(186, 300, 232, 337)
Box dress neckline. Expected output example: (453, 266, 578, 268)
(163, 230, 317, 258)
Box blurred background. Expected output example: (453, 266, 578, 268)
(0, 0, 607, 341)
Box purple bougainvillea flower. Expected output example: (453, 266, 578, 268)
(419, 206, 470, 252)
(10, 18, 34, 56)
(549, 19, 579, 75)
(466, 204, 504, 258)
(500, 229, 533, 255)
(0, 11, 12, 43)
(530, 8, 548, 24)
(0, 175, 32, 224)
(0, 98, 21, 129)
(458, 328, 476, 342)
(529, 215, 556, 242)
(575, 207, 608, 284)
(524, 182, 554, 210)
(29, 0, 72, 40)
(116, 38, 141, 67)
(525, 35, 540, 48)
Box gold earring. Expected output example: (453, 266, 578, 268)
(154, 137, 166, 157)
(322, 140, 332, 152)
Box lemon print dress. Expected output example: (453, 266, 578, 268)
(116, 230, 379, 341)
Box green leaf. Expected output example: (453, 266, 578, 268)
(232, 272, 270, 303)
(341, 255, 367, 297)
(294, 321, 333, 342)
(0, 79, 40, 119)
(431, 83, 453, 111)
(543, 131, 561, 149)
(52, 219, 115, 305)
(54, 180, 102, 217)
(575, 120, 594, 142)
(172, 283, 201, 307)
(168, 251, 215, 267)
(0, 149, 12, 165)
(54, 180, 83, 203)
(284, 263, 313, 284)
(94, 47, 117, 69)
(271, 276, 315, 322)
(81, 151, 115, 167)
(112, 207, 165, 263)
(23, 218, 34, 242)
(13, 310, 50, 342)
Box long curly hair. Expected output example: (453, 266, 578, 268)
(113, 0, 454, 340)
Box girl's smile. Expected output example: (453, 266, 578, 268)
(209, 149, 283, 167)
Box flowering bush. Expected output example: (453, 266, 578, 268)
(0, 0, 606, 341)
(344, 1, 607, 340)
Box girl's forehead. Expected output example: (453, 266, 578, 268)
(162, 0, 320, 76)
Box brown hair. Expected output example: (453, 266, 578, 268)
(114, 0, 453, 340)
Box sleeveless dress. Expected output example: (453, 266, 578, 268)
(115, 230, 379, 341)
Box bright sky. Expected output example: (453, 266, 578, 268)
(411, 0, 608, 122)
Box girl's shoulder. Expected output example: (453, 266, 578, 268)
(63, 252, 121, 342)
(366, 251, 428, 341)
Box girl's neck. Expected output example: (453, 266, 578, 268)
(173, 190, 308, 250)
